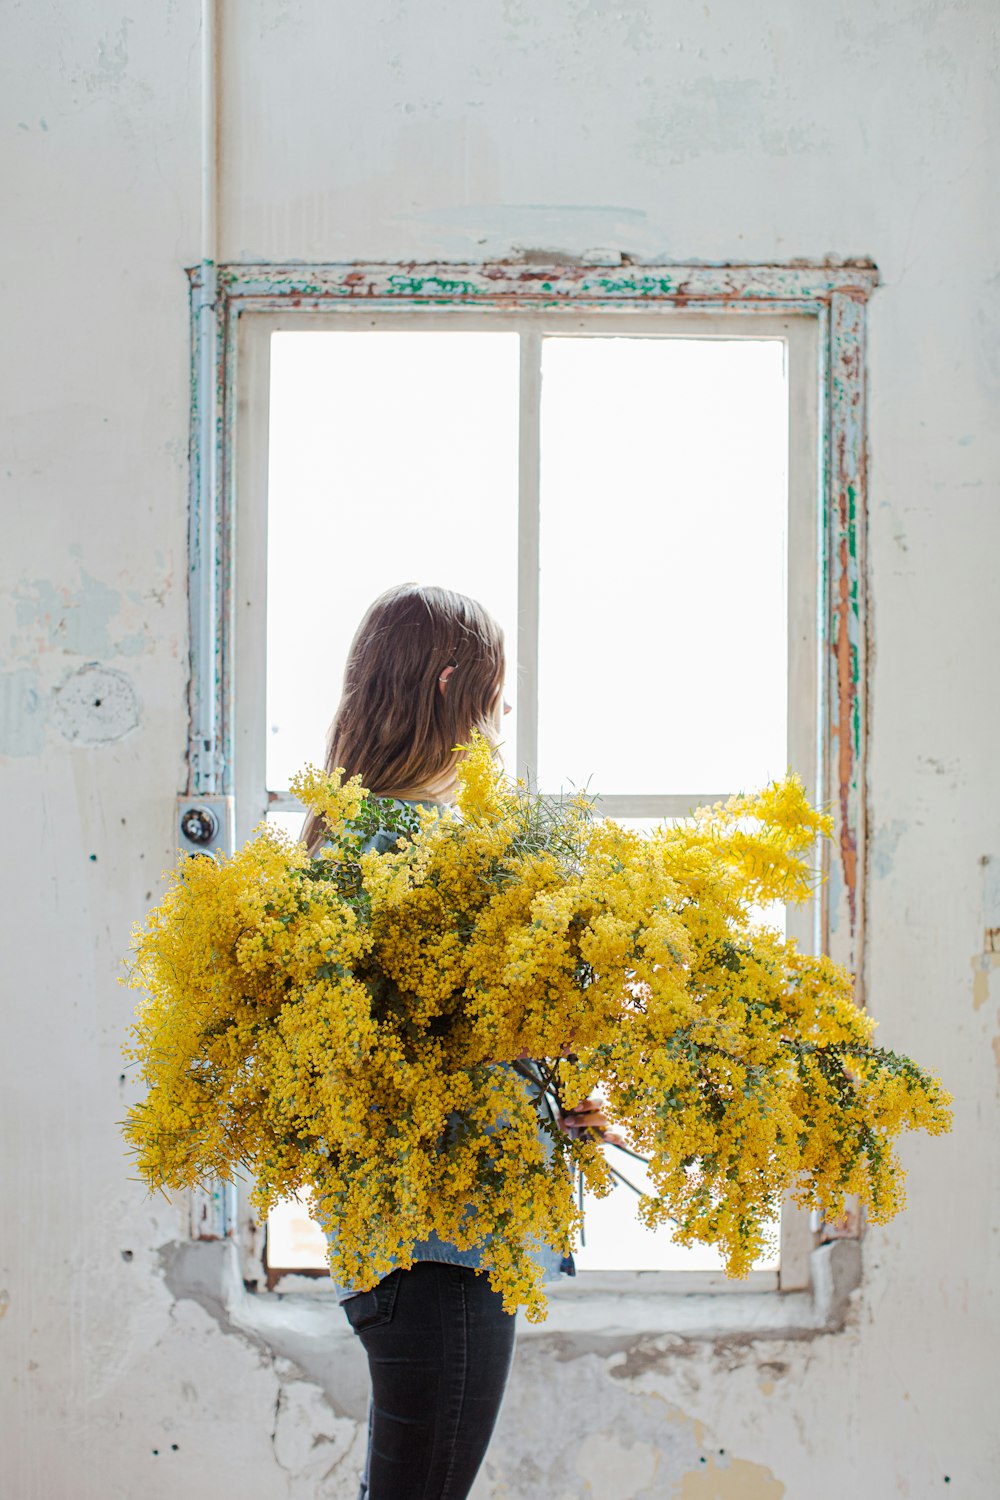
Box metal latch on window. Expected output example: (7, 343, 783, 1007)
(176, 795, 234, 858)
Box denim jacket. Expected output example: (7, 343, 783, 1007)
(318, 797, 575, 1302)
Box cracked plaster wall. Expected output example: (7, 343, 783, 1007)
(1, 1, 998, 1495)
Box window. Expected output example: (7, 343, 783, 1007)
(186, 262, 874, 1306)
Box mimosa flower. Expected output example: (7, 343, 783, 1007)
(121, 732, 952, 1321)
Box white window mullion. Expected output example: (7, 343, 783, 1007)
(516, 329, 542, 792)
(779, 315, 822, 1290)
(233, 313, 273, 849)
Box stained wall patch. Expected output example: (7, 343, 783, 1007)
(53, 664, 141, 744)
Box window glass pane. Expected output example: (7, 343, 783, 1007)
(266, 1192, 329, 1272)
(266, 330, 520, 790)
(537, 336, 788, 797)
(265, 808, 306, 841)
(573, 1150, 780, 1272)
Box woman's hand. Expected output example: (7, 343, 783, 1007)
(558, 1096, 627, 1149)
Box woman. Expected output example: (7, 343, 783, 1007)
(302, 582, 618, 1500)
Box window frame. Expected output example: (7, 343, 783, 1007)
(184, 260, 875, 1312)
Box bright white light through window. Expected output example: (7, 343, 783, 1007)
(266, 1191, 329, 1272)
(266, 330, 520, 789)
(538, 336, 787, 797)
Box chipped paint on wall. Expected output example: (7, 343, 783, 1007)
(677, 1453, 786, 1499)
(215, 259, 878, 311)
(827, 855, 842, 936)
(871, 818, 907, 879)
(450, 1343, 708, 1494)
(635, 77, 829, 169)
(574, 1430, 660, 1496)
(13, 573, 121, 658)
(971, 952, 1000, 1013)
(271, 1379, 363, 1486)
(0, 669, 49, 757)
(7, 569, 163, 665)
(979, 853, 1000, 934)
(82, 18, 132, 94)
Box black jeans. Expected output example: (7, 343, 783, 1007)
(341, 1260, 517, 1500)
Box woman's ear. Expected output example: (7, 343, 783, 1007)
(438, 663, 456, 694)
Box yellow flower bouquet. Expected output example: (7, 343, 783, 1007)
(121, 732, 951, 1320)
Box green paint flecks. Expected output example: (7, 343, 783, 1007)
(387, 275, 480, 300)
(581, 275, 675, 297)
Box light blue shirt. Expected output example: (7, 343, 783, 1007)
(317, 796, 575, 1301)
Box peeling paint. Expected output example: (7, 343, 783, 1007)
(979, 853, 1000, 935)
(480, 1344, 706, 1494)
(677, 1453, 786, 1498)
(635, 77, 828, 168)
(13, 573, 120, 657)
(7, 570, 158, 664)
(0, 669, 48, 756)
(271, 1380, 360, 1483)
(82, 18, 131, 94)
(159, 1240, 371, 1423)
(212, 260, 879, 314)
(871, 819, 907, 879)
(827, 856, 842, 936)
(574, 1430, 659, 1496)
(971, 952, 1000, 1012)
(822, 289, 870, 992)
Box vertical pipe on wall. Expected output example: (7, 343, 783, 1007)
(188, 0, 221, 796)
(188, 0, 237, 1240)
(201, 0, 218, 271)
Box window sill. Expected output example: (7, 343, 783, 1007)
(160, 1237, 862, 1374)
(522, 1247, 860, 1337)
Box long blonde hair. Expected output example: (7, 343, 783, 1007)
(301, 583, 506, 854)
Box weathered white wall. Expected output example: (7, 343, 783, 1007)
(2, 2, 998, 1495)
